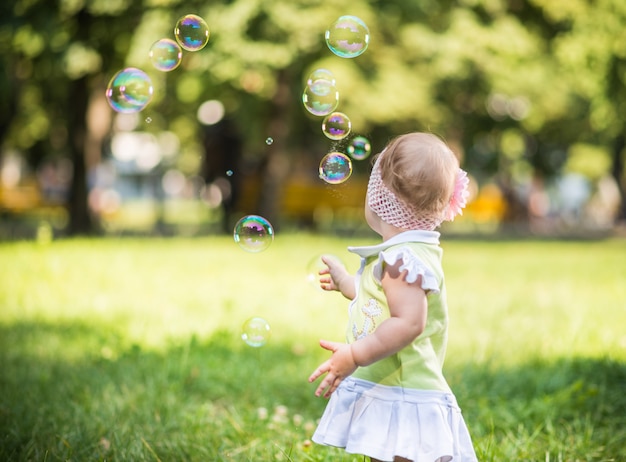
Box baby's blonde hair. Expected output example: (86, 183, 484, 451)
(377, 132, 459, 219)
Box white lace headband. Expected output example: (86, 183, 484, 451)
(366, 152, 470, 231)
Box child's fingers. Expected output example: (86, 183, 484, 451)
(317, 374, 343, 398)
(321, 255, 343, 271)
(324, 377, 341, 398)
(308, 370, 321, 383)
(315, 373, 335, 397)
(317, 382, 330, 397)
(320, 255, 334, 265)
(319, 339, 339, 352)
(319, 277, 333, 290)
(308, 360, 330, 383)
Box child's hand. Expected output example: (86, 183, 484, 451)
(319, 255, 354, 298)
(308, 339, 357, 398)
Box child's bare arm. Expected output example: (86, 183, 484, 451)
(350, 260, 427, 367)
(309, 260, 427, 398)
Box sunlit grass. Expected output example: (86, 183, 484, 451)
(1, 234, 625, 461)
(0, 234, 357, 350)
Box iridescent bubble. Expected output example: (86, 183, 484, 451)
(346, 135, 372, 160)
(174, 14, 210, 51)
(325, 15, 370, 58)
(308, 78, 336, 97)
(319, 152, 352, 184)
(265, 137, 274, 145)
(233, 215, 274, 252)
(302, 81, 339, 116)
(306, 68, 336, 87)
(105, 68, 154, 114)
(241, 316, 271, 347)
(149, 38, 183, 72)
(322, 112, 351, 140)
(226, 169, 234, 177)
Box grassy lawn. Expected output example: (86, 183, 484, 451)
(0, 234, 625, 461)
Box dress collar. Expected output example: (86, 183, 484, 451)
(347, 230, 440, 258)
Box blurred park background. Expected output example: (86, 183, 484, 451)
(1, 0, 626, 239)
(2, 1, 626, 461)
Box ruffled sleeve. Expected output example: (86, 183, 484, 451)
(372, 246, 440, 293)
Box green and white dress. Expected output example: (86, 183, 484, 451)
(312, 230, 477, 462)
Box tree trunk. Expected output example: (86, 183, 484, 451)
(0, 56, 17, 151)
(611, 134, 626, 222)
(66, 74, 93, 235)
(66, 8, 95, 235)
(256, 69, 292, 230)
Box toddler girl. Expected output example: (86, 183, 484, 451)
(309, 132, 478, 462)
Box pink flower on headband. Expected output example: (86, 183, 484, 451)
(444, 169, 470, 221)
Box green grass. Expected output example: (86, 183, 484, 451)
(1, 234, 625, 461)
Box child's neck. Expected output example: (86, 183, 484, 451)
(379, 223, 407, 242)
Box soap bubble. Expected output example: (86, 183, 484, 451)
(322, 112, 351, 140)
(105, 67, 154, 113)
(242, 316, 271, 347)
(265, 137, 274, 145)
(149, 38, 183, 72)
(302, 81, 339, 116)
(325, 15, 370, 58)
(319, 152, 352, 184)
(347, 135, 372, 160)
(306, 254, 344, 289)
(306, 68, 336, 87)
(174, 14, 210, 51)
(233, 215, 274, 253)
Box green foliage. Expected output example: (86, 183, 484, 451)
(2, 0, 626, 229)
(565, 143, 612, 181)
(0, 235, 625, 460)
(3, 0, 626, 165)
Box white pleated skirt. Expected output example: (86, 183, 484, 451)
(312, 377, 478, 462)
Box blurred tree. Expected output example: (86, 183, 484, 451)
(125, 0, 626, 226)
(1, 0, 624, 234)
(535, 0, 626, 221)
(0, 0, 144, 234)
(0, 3, 17, 150)
(458, 0, 626, 223)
